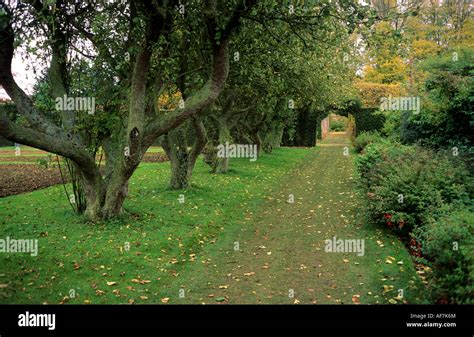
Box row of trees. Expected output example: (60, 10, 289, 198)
(0, 0, 369, 220)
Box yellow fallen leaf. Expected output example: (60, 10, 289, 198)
(106, 281, 117, 286)
(383, 285, 394, 293)
(161, 297, 170, 303)
(131, 279, 151, 284)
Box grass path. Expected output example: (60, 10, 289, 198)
(0, 134, 427, 304)
(171, 133, 426, 304)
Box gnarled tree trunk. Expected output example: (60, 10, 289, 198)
(161, 116, 207, 189)
(0, 1, 254, 220)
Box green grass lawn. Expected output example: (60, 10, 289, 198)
(0, 141, 428, 304)
(0, 147, 312, 304)
(0, 146, 163, 165)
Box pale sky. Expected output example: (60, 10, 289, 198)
(0, 45, 46, 100)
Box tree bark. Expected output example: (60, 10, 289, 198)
(161, 116, 207, 189)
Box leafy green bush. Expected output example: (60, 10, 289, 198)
(413, 208, 474, 304)
(356, 141, 470, 236)
(354, 108, 385, 135)
(330, 120, 346, 131)
(353, 131, 382, 153)
(356, 139, 472, 304)
(355, 138, 404, 184)
(396, 49, 474, 149)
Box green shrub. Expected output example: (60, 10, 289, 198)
(393, 49, 474, 149)
(354, 108, 385, 135)
(330, 120, 346, 131)
(355, 138, 404, 184)
(413, 208, 474, 304)
(353, 131, 382, 153)
(356, 142, 470, 236)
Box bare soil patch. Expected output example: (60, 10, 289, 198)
(0, 153, 169, 197)
(0, 164, 68, 197)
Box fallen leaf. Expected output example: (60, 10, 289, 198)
(106, 281, 117, 286)
(161, 297, 170, 303)
(383, 285, 394, 293)
(131, 279, 151, 284)
(352, 295, 361, 304)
